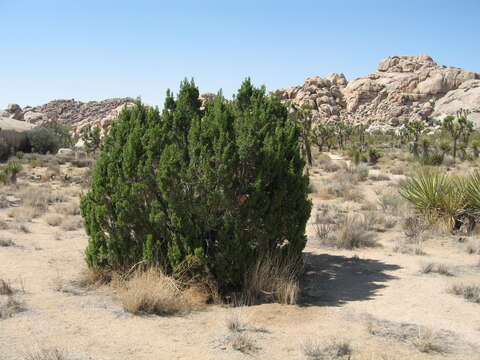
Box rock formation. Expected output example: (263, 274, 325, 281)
(276, 54, 480, 129)
(21, 98, 136, 136)
(2, 54, 479, 136)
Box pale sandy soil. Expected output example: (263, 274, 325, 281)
(1, 155, 480, 360)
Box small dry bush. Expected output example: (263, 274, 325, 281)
(333, 214, 377, 249)
(420, 263, 454, 276)
(17, 223, 30, 233)
(54, 201, 80, 216)
(241, 255, 300, 305)
(403, 216, 426, 239)
(346, 164, 369, 182)
(367, 317, 447, 354)
(449, 283, 480, 303)
(60, 216, 82, 231)
(0, 195, 9, 208)
(0, 279, 14, 295)
(393, 238, 426, 256)
(45, 214, 63, 226)
(0, 236, 15, 247)
(0, 296, 25, 319)
(370, 173, 390, 181)
(377, 189, 405, 216)
(317, 155, 340, 173)
(301, 338, 352, 359)
(0, 220, 10, 230)
(23, 347, 67, 360)
(466, 240, 480, 255)
(114, 267, 189, 315)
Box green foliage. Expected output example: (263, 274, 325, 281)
(80, 79, 311, 293)
(312, 123, 335, 152)
(81, 124, 101, 154)
(41, 122, 73, 148)
(442, 109, 473, 162)
(26, 127, 60, 154)
(420, 152, 444, 166)
(399, 168, 465, 230)
(4, 161, 22, 184)
(0, 137, 9, 162)
(15, 151, 24, 159)
(368, 147, 382, 164)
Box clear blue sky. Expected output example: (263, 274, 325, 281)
(1, 0, 479, 109)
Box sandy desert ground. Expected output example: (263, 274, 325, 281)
(1, 152, 480, 360)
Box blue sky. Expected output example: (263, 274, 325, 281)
(1, 0, 479, 109)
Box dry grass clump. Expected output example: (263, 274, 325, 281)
(60, 216, 82, 231)
(54, 201, 80, 216)
(465, 240, 480, 255)
(346, 164, 369, 182)
(420, 263, 454, 276)
(377, 189, 405, 216)
(0, 195, 9, 208)
(45, 214, 63, 227)
(0, 236, 15, 247)
(402, 216, 427, 240)
(317, 154, 341, 173)
(301, 338, 352, 359)
(0, 296, 25, 319)
(333, 214, 377, 249)
(241, 255, 300, 305)
(324, 176, 364, 202)
(0, 219, 10, 230)
(0, 279, 14, 295)
(369, 172, 390, 181)
(366, 317, 447, 354)
(448, 283, 480, 303)
(392, 238, 426, 256)
(17, 223, 31, 233)
(23, 347, 68, 360)
(222, 311, 261, 354)
(113, 267, 190, 315)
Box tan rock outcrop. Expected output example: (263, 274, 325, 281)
(276, 54, 480, 128)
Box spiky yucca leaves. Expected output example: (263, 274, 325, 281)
(464, 170, 480, 213)
(399, 168, 465, 230)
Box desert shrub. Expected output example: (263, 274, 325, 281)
(448, 283, 480, 303)
(114, 267, 189, 315)
(26, 127, 60, 154)
(346, 164, 369, 182)
(368, 147, 382, 164)
(334, 214, 376, 249)
(301, 338, 352, 360)
(0, 137, 10, 161)
(420, 152, 444, 166)
(81, 79, 311, 294)
(399, 168, 465, 230)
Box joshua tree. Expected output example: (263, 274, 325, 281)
(290, 103, 313, 166)
(442, 109, 473, 163)
(405, 120, 425, 158)
(312, 122, 334, 152)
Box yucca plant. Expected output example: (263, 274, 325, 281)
(5, 161, 22, 184)
(399, 168, 465, 230)
(464, 170, 480, 212)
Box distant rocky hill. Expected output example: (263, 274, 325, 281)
(2, 55, 479, 135)
(0, 98, 135, 136)
(275, 54, 480, 130)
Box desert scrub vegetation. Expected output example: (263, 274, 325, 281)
(399, 167, 478, 233)
(80, 79, 311, 302)
(420, 262, 454, 276)
(301, 338, 352, 360)
(23, 347, 69, 360)
(448, 283, 480, 303)
(112, 267, 192, 315)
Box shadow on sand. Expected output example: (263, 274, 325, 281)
(299, 253, 401, 306)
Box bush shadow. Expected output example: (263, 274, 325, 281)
(299, 252, 401, 306)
